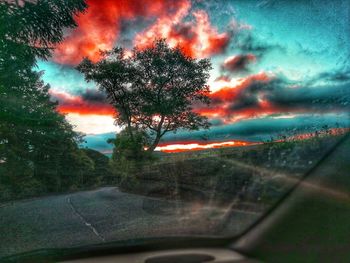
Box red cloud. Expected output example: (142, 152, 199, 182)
(50, 90, 115, 116)
(195, 72, 281, 122)
(210, 72, 270, 101)
(134, 6, 231, 58)
(53, 0, 190, 65)
(196, 104, 283, 123)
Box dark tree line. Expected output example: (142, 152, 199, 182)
(0, 0, 111, 200)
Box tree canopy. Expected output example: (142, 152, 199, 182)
(0, 0, 109, 200)
(78, 39, 212, 153)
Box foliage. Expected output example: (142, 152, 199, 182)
(118, 135, 344, 207)
(0, 0, 86, 71)
(82, 148, 114, 184)
(107, 128, 153, 183)
(0, 0, 93, 201)
(109, 128, 151, 161)
(77, 39, 212, 154)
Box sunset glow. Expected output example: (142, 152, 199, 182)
(156, 140, 258, 153)
(65, 113, 119, 134)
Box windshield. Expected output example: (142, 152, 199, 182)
(1, 0, 349, 259)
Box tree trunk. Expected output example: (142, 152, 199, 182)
(126, 119, 134, 142)
(147, 115, 165, 153)
(147, 134, 161, 153)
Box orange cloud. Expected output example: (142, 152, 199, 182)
(134, 4, 231, 58)
(54, 0, 190, 65)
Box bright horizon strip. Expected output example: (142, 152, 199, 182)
(155, 140, 259, 153)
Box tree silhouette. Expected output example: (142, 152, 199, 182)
(78, 39, 212, 153)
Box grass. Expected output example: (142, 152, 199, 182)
(118, 134, 346, 209)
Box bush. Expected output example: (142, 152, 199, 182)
(109, 128, 152, 162)
(108, 128, 155, 183)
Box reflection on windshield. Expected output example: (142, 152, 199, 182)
(1, 0, 349, 259)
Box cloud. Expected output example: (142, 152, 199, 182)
(80, 89, 107, 103)
(196, 73, 275, 122)
(263, 70, 350, 113)
(233, 31, 285, 57)
(221, 54, 256, 73)
(267, 82, 350, 111)
(197, 71, 350, 123)
(53, 0, 191, 65)
(214, 75, 231, 82)
(133, 4, 231, 58)
(216, 30, 285, 78)
(66, 113, 117, 135)
(50, 89, 114, 116)
(313, 69, 350, 83)
(209, 72, 271, 104)
(53, 0, 233, 65)
(162, 112, 350, 142)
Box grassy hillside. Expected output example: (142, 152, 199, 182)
(119, 135, 345, 208)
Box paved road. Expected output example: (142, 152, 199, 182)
(0, 187, 260, 258)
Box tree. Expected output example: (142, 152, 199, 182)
(77, 48, 138, 141)
(107, 128, 151, 162)
(0, 0, 88, 199)
(0, 0, 86, 73)
(78, 39, 212, 154)
(82, 148, 113, 184)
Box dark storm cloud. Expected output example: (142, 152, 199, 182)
(80, 89, 107, 103)
(119, 17, 154, 34)
(234, 32, 286, 57)
(209, 74, 277, 110)
(267, 83, 350, 111)
(219, 31, 286, 77)
(171, 24, 197, 40)
(118, 17, 154, 48)
(314, 69, 350, 83)
(266, 69, 350, 112)
(229, 80, 272, 110)
(162, 113, 350, 143)
(221, 54, 256, 73)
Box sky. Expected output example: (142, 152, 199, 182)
(36, 0, 350, 153)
